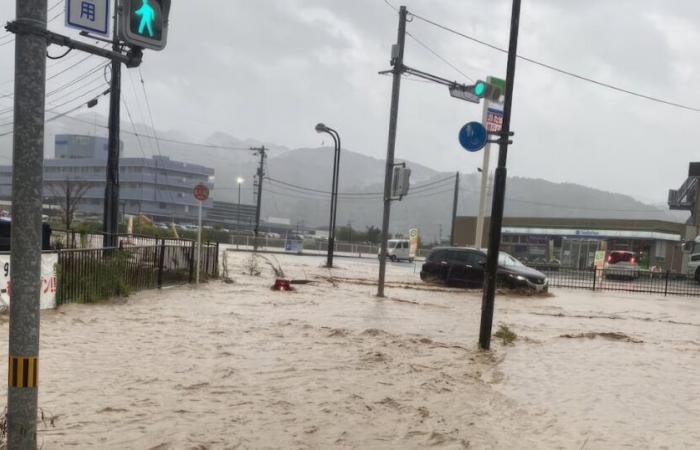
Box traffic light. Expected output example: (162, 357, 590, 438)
(472, 80, 502, 102)
(119, 0, 171, 51)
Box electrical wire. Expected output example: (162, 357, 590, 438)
(406, 31, 475, 83)
(265, 173, 456, 198)
(0, 90, 109, 138)
(408, 10, 700, 113)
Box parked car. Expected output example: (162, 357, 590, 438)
(604, 250, 640, 280)
(378, 239, 413, 262)
(420, 246, 548, 292)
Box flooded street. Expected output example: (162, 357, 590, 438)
(1, 252, 699, 448)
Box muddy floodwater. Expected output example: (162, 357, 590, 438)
(1, 252, 698, 449)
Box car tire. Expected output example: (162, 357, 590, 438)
(695, 267, 700, 283)
(390, 255, 397, 262)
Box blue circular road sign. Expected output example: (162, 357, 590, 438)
(459, 122, 488, 152)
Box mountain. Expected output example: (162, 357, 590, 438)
(0, 118, 686, 243)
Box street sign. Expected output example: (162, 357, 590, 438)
(193, 184, 209, 202)
(486, 107, 504, 133)
(488, 76, 506, 104)
(459, 122, 488, 152)
(65, 0, 110, 36)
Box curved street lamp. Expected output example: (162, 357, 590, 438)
(315, 123, 341, 268)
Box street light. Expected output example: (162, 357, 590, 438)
(236, 177, 244, 232)
(315, 122, 341, 268)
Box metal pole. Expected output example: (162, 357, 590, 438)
(7, 1, 47, 446)
(196, 200, 202, 284)
(479, 0, 522, 351)
(331, 131, 341, 266)
(325, 133, 339, 267)
(450, 172, 460, 246)
(328, 129, 341, 268)
(237, 182, 241, 232)
(377, 5, 407, 298)
(475, 129, 492, 248)
(103, 9, 121, 249)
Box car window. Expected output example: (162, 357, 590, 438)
(466, 252, 485, 266)
(609, 252, 635, 264)
(451, 251, 471, 263)
(402, 242, 409, 249)
(498, 252, 524, 267)
(428, 250, 447, 261)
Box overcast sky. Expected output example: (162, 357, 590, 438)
(1, 0, 700, 203)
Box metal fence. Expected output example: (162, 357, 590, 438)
(56, 241, 218, 305)
(51, 230, 195, 250)
(544, 267, 700, 297)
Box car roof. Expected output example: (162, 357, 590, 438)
(610, 250, 635, 254)
(429, 246, 486, 253)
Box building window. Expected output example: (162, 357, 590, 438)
(159, 202, 167, 209)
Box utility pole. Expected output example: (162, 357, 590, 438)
(377, 5, 407, 298)
(104, 9, 121, 249)
(450, 172, 460, 246)
(479, 0, 522, 350)
(252, 146, 266, 251)
(7, 1, 47, 447)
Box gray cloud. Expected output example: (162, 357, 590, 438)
(1, 0, 699, 203)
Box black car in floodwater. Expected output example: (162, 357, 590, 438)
(420, 246, 548, 292)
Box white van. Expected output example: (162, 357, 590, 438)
(378, 239, 413, 262)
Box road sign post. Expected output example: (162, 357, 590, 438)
(193, 184, 209, 285)
(475, 77, 505, 248)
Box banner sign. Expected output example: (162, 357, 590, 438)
(0, 253, 58, 310)
(409, 228, 419, 258)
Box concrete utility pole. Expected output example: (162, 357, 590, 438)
(377, 5, 407, 298)
(450, 172, 460, 246)
(104, 10, 122, 248)
(7, 0, 47, 447)
(252, 146, 266, 251)
(479, 0, 522, 350)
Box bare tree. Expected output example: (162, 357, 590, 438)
(47, 178, 92, 231)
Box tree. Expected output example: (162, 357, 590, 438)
(47, 178, 92, 231)
(366, 225, 381, 244)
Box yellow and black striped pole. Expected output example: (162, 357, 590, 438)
(8, 356, 38, 389)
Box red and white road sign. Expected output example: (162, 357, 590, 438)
(193, 184, 209, 202)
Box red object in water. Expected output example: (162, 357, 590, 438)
(272, 279, 292, 291)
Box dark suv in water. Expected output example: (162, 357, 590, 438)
(420, 247, 549, 292)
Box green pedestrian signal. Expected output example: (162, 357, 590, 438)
(119, 0, 171, 51)
(135, 0, 157, 37)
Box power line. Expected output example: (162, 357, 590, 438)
(406, 31, 475, 83)
(0, 90, 109, 138)
(266, 173, 456, 198)
(408, 10, 700, 113)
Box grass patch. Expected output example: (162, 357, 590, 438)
(494, 324, 517, 345)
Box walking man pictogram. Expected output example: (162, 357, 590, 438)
(135, 0, 156, 37)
